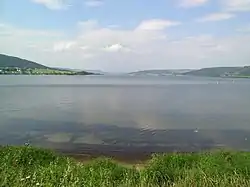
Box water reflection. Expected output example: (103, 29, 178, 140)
(1, 76, 250, 159)
(1, 118, 250, 157)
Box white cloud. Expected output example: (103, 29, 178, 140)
(80, 46, 90, 50)
(53, 41, 76, 52)
(103, 44, 131, 52)
(221, 0, 250, 12)
(196, 12, 235, 22)
(27, 43, 38, 48)
(136, 19, 181, 31)
(1, 21, 250, 72)
(31, 0, 71, 10)
(84, 0, 103, 7)
(179, 0, 208, 8)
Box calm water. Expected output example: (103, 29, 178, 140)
(1, 75, 250, 154)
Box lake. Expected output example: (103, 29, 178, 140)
(1, 75, 250, 160)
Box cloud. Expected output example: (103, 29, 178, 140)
(136, 19, 181, 31)
(80, 46, 90, 50)
(199, 42, 229, 52)
(103, 44, 131, 52)
(196, 12, 235, 22)
(179, 0, 208, 8)
(31, 0, 71, 10)
(27, 44, 37, 48)
(53, 41, 76, 52)
(221, 0, 250, 12)
(84, 0, 103, 7)
(1, 21, 250, 72)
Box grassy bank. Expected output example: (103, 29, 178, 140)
(1, 146, 250, 186)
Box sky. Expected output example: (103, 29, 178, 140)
(0, 0, 250, 72)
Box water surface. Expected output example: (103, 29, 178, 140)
(1, 75, 250, 156)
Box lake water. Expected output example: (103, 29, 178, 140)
(1, 75, 250, 157)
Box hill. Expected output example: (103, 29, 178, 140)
(129, 69, 193, 76)
(238, 66, 250, 75)
(184, 66, 250, 78)
(0, 54, 48, 69)
(76, 71, 95, 75)
(0, 54, 95, 75)
(52, 67, 82, 72)
(84, 70, 107, 75)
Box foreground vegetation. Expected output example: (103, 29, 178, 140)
(1, 146, 250, 186)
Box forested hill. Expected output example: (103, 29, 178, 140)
(184, 66, 250, 78)
(129, 69, 192, 76)
(0, 54, 48, 69)
(0, 54, 96, 75)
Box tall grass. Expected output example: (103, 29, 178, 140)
(1, 146, 250, 186)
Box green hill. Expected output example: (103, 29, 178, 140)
(238, 66, 250, 76)
(184, 66, 250, 78)
(0, 54, 94, 75)
(0, 54, 48, 69)
(76, 71, 95, 75)
(129, 69, 192, 76)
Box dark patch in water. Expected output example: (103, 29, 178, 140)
(1, 118, 250, 162)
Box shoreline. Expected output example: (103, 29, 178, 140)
(53, 143, 227, 164)
(2, 145, 250, 186)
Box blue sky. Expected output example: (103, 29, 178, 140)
(0, 0, 250, 72)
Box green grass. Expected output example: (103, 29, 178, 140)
(231, 76, 250, 78)
(1, 146, 250, 187)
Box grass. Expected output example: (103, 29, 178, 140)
(1, 146, 250, 186)
(231, 76, 250, 78)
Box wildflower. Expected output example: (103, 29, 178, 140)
(24, 142, 30, 146)
(36, 182, 40, 186)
